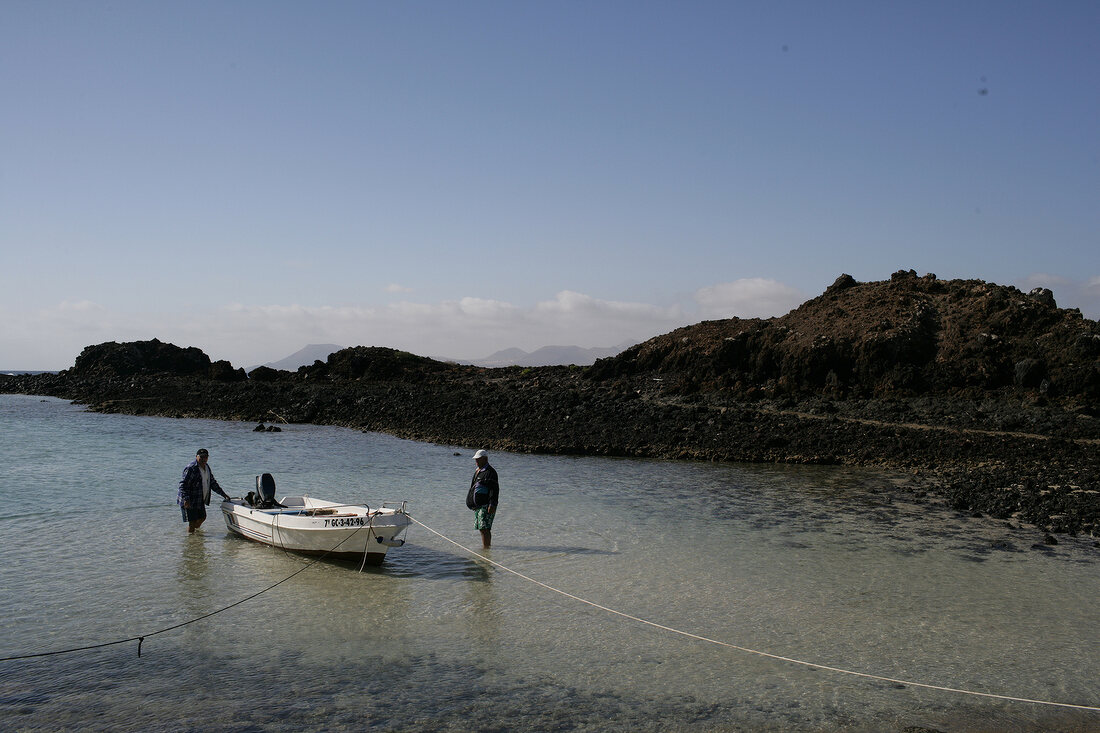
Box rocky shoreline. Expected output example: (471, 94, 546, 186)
(4, 272, 1098, 539)
(5, 355, 1098, 540)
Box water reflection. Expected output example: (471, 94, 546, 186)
(3, 396, 1097, 732)
(464, 553, 501, 648)
(494, 544, 617, 556)
(175, 534, 211, 600)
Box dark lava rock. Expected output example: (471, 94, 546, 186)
(299, 345, 461, 382)
(5, 272, 1099, 536)
(1028, 287, 1056, 308)
(1014, 358, 1045, 389)
(248, 365, 291, 382)
(68, 339, 246, 382)
(587, 272, 1100, 402)
(73, 339, 211, 378)
(210, 359, 247, 382)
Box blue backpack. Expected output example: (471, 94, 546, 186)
(466, 482, 489, 510)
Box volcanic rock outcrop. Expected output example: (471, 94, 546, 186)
(588, 270, 1099, 403)
(5, 272, 1099, 536)
(70, 338, 246, 382)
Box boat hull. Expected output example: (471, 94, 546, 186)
(220, 496, 410, 565)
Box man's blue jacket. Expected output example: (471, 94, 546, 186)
(177, 460, 229, 507)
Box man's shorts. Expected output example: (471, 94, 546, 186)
(474, 506, 495, 531)
(181, 503, 207, 523)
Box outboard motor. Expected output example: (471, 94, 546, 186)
(255, 473, 286, 509)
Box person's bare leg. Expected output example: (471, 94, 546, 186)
(480, 529, 491, 548)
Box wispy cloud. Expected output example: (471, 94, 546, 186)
(212, 292, 687, 364)
(1020, 273, 1100, 316)
(0, 300, 157, 369)
(37, 274, 1080, 371)
(694, 278, 805, 320)
(1021, 273, 1071, 290)
(0, 278, 811, 369)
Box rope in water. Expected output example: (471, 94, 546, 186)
(409, 516, 1100, 713)
(0, 514, 375, 663)
(5, 511, 1096, 714)
(0, 557, 320, 662)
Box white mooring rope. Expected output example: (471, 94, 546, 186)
(409, 516, 1100, 713)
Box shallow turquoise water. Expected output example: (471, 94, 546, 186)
(1, 394, 1097, 731)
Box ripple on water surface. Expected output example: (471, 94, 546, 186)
(0, 394, 1097, 732)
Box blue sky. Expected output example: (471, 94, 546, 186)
(3, 1, 1097, 369)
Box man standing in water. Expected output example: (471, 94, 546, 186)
(178, 448, 230, 534)
(466, 449, 499, 548)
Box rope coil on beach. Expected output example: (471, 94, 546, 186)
(408, 516, 1100, 713)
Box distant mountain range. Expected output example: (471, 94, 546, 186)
(251, 342, 634, 372)
(442, 342, 636, 367)
(251, 344, 345, 372)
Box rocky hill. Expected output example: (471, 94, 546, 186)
(70, 338, 246, 382)
(4, 271, 1098, 536)
(589, 270, 1099, 405)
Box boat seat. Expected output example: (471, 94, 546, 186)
(256, 473, 286, 509)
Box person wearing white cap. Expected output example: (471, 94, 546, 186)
(465, 449, 499, 548)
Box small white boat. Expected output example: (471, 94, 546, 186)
(220, 473, 410, 566)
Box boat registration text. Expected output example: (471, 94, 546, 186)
(323, 516, 371, 528)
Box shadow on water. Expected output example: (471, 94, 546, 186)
(214, 531, 493, 581)
(491, 544, 617, 556)
(378, 543, 492, 582)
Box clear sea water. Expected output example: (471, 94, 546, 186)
(1, 393, 1097, 732)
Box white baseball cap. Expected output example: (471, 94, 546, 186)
(473, 449, 488, 459)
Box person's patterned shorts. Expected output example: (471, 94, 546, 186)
(474, 507, 495, 530)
